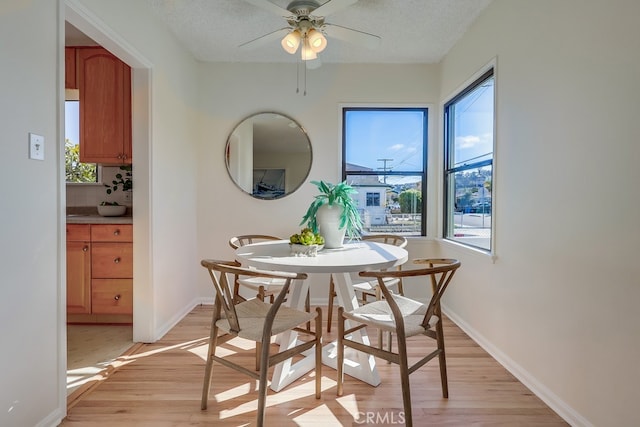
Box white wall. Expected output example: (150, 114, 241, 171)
(1, 0, 200, 424)
(195, 62, 442, 301)
(67, 0, 202, 343)
(438, 1, 640, 426)
(0, 1, 64, 426)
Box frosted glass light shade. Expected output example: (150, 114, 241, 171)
(307, 29, 327, 53)
(281, 30, 301, 54)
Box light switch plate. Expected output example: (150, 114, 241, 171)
(29, 133, 45, 160)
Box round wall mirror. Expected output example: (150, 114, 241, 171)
(225, 112, 312, 200)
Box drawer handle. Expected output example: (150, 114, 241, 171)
(114, 257, 121, 264)
(113, 229, 120, 236)
(83, 246, 89, 252)
(114, 294, 121, 301)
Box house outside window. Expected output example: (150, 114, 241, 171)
(343, 107, 427, 236)
(443, 69, 495, 251)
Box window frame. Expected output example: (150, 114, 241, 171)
(443, 68, 495, 252)
(342, 106, 428, 237)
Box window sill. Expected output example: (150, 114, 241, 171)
(438, 238, 497, 263)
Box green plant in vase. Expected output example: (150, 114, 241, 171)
(98, 165, 132, 215)
(300, 180, 363, 248)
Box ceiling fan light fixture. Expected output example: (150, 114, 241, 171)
(307, 28, 327, 53)
(281, 30, 301, 54)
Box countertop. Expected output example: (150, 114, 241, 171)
(66, 214, 133, 224)
(66, 206, 133, 224)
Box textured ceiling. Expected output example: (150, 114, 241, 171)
(145, 0, 493, 64)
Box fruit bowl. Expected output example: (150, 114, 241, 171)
(289, 243, 323, 257)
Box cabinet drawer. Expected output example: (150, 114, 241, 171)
(92, 243, 133, 278)
(67, 224, 91, 241)
(91, 224, 132, 242)
(92, 279, 132, 314)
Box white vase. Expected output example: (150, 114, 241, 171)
(316, 204, 346, 249)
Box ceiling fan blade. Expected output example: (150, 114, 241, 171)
(243, 0, 294, 18)
(311, 0, 359, 18)
(239, 27, 290, 50)
(324, 23, 381, 50)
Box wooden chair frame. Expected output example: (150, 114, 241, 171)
(200, 259, 322, 427)
(336, 258, 460, 427)
(229, 235, 283, 303)
(326, 234, 408, 333)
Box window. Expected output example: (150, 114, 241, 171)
(366, 192, 380, 207)
(343, 107, 427, 236)
(443, 69, 495, 251)
(65, 97, 98, 183)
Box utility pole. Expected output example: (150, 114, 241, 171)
(377, 158, 393, 183)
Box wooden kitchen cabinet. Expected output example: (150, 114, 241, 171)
(67, 223, 133, 323)
(77, 47, 132, 165)
(65, 47, 77, 89)
(66, 224, 91, 314)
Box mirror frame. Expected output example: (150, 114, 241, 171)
(225, 112, 312, 200)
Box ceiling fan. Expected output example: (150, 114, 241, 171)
(241, 0, 381, 68)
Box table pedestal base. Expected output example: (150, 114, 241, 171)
(269, 274, 381, 392)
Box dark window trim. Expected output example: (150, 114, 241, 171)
(342, 107, 428, 236)
(443, 69, 494, 251)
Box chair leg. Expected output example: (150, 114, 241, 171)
(327, 276, 335, 332)
(201, 323, 219, 410)
(256, 336, 271, 427)
(255, 341, 261, 371)
(436, 320, 449, 398)
(397, 332, 413, 427)
(314, 307, 322, 399)
(255, 287, 266, 371)
(336, 307, 345, 396)
(306, 291, 311, 332)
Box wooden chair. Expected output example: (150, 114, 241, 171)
(200, 259, 322, 427)
(326, 234, 408, 333)
(230, 234, 312, 332)
(336, 258, 461, 427)
(229, 235, 284, 304)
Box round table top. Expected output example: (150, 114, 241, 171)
(235, 240, 408, 274)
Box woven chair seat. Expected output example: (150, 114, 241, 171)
(342, 294, 438, 336)
(216, 298, 317, 341)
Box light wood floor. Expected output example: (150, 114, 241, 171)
(62, 305, 568, 426)
(67, 324, 134, 396)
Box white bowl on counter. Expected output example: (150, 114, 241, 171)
(97, 205, 127, 217)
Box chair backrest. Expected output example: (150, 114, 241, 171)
(200, 259, 307, 333)
(229, 234, 281, 250)
(361, 234, 408, 276)
(362, 234, 408, 249)
(359, 258, 460, 329)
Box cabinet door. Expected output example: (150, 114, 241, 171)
(78, 47, 132, 164)
(67, 240, 91, 314)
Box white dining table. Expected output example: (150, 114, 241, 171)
(235, 239, 408, 392)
